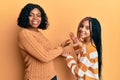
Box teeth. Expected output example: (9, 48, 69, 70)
(33, 21, 38, 24)
(32, 21, 38, 24)
(80, 33, 85, 36)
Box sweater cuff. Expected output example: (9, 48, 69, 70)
(73, 43, 79, 47)
(66, 55, 74, 59)
(57, 47, 63, 54)
(72, 43, 80, 54)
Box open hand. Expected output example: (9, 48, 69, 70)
(69, 32, 79, 44)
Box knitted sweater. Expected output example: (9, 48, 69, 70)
(66, 42, 98, 80)
(18, 29, 63, 80)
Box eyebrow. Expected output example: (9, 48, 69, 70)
(30, 12, 41, 14)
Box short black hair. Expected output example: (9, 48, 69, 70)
(17, 3, 49, 30)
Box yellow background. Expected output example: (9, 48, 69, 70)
(0, 0, 120, 80)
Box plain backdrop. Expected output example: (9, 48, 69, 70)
(0, 0, 120, 80)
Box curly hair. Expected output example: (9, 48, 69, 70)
(17, 3, 49, 30)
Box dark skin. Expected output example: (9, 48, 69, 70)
(28, 8, 71, 50)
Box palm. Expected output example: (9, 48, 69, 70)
(69, 32, 78, 43)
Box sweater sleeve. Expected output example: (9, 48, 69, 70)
(72, 43, 82, 55)
(66, 55, 87, 78)
(18, 30, 63, 62)
(66, 52, 98, 79)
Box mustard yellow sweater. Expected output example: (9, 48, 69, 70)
(18, 29, 63, 80)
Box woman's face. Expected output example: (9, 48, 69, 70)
(28, 8, 41, 28)
(78, 20, 91, 41)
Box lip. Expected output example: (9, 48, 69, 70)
(80, 32, 85, 35)
(31, 21, 39, 25)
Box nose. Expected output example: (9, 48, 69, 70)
(81, 27, 86, 32)
(33, 15, 38, 19)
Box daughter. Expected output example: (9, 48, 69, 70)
(62, 17, 102, 80)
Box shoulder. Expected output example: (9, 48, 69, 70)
(18, 28, 32, 39)
(19, 28, 34, 36)
(19, 28, 29, 34)
(86, 43, 98, 59)
(86, 42, 97, 52)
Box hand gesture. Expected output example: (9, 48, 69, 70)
(61, 50, 70, 57)
(69, 32, 79, 44)
(60, 39, 71, 48)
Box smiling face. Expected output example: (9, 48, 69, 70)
(28, 8, 41, 29)
(78, 20, 91, 42)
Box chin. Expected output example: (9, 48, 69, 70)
(32, 26, 39, 28)
(80, 36, 85, 38)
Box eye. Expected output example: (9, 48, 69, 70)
(80, 25, 84, 28)
(29, 13, 33, 17)
(86, 26, 90, 30)
(37, 14, 41, 17)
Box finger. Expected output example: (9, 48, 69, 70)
(79, 37, 84, 42)
(66, 40, 71, 43)
(66, 39, 71, 42)
(65, 39, 71, 44)
(69, 32, 74, 37)
(66, 51, 69, 55)
(70, 32, 74, 35)
(65, 42, 71, 46)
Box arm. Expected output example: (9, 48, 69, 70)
(66, 55, 87, 78)
(19, 30, 63, 62)
(66, 51, 98, 79)
(72, 43, 82, 55)
(69, 32, 82, 55)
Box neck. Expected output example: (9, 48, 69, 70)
(82, 37, 91, 44)
(28, 27, 39, 32)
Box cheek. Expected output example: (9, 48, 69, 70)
(39, 17, 42, 21)
(78, 28, 82, 32)
(86, 31, 90, 36)
(28, 17, 32, 21)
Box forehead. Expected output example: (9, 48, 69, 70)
(30, 8, 41, 14)
(82, 20, 90, 25)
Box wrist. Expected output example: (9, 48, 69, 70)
(73, 41, 77, 44)
(60, 44, 64, 48)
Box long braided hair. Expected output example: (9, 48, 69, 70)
(77, 17, 102, 79)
